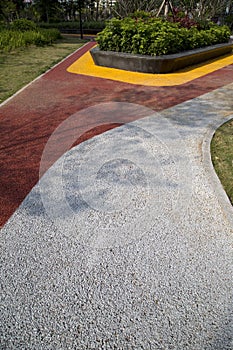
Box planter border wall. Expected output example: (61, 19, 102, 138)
(90, 43, 233, 74)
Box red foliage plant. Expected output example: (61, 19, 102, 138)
(169, 7, 198, 29)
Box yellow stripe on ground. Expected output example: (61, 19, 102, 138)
(67, 48, 233, 86)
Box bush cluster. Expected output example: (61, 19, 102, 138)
(0, 19, 61, 52)
(10, 18, 38, 32)
(97, 16, 231, 56)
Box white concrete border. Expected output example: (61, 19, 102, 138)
(202, 114, 233, 228)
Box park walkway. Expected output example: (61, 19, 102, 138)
(0, 41, 233, 349)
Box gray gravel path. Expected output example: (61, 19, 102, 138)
(1, 84, 233, 349)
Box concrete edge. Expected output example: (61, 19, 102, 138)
(202, 115, 233, 228)
(0, 41, 91, 108)
(91, 43, 233, 74)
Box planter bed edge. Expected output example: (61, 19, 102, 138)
(90, 43, 233, 74)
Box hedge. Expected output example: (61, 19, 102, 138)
(96, 17, 231, 56)
(0, 28, 61, 52)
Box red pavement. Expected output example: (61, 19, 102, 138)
(0, 41, 233, 227)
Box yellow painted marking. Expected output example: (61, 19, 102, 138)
(67, 48, 233, 86)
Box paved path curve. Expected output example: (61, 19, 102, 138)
(0, 43, 233, 349)
(1, 42, 233, 227)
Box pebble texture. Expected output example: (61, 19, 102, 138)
(1, 41, 233, 227)
(1, 84, 233, 349)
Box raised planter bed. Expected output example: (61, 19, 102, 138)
(90, 42, 233, 74)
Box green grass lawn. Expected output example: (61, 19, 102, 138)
(0, 35, 232, 205)
(0, 35, 87, 103)
(211, 119, 233, 205)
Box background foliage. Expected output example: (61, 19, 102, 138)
(0, 1, 232, 28)
(0, 19, 61, 52)
(97, 15, 231, 56)
(0, 1, 232, 53)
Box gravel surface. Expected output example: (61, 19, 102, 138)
(1, 84, 233, 349)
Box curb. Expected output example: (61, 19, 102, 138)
(202, 114, 233, 228)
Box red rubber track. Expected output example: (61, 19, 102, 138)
(0, 41, 233, 227)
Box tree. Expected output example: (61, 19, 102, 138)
(114, 0, 161, 17)
(33, 0, 61, 22)
(0, 0, 25, 22)
(113, 0, 232, 20)
(78, 0, 84, 38)
(60, 0, 79, 21)
(168, 0, 232, 21)
(13, 0, 25, 16)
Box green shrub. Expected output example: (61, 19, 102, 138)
(11, 19, 37, 32)
(209, 25, 231, 43)
(38, 28, 62, 43)
(22, 29, 61, 46)
(129, 11, 154, 20)
(0, 28, 61, 52)
(97, 16, 231, 56)
(0, 31, 23, 51)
